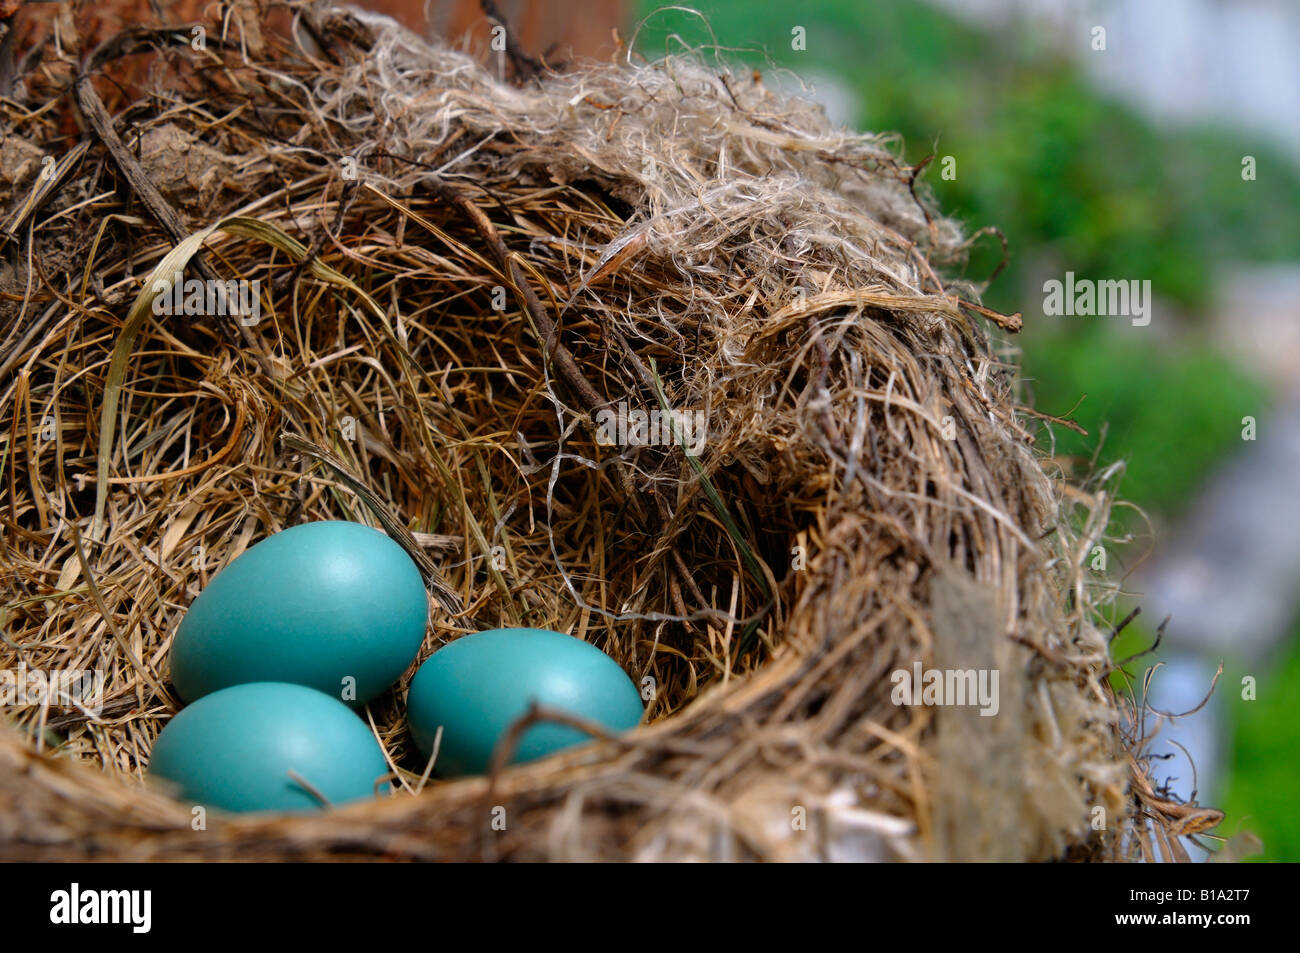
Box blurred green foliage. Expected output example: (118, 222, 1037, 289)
(1222, 634, 1300, 862)
(1023, 327, 1266, 513)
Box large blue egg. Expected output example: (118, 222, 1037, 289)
(406, 627, 644, 776)
(148, 682, 390, 813)
(170, 521, 428, 706)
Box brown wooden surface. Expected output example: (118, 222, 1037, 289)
(5, 0, 628, 63)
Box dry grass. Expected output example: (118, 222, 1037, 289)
(0, 0, 1186, 860)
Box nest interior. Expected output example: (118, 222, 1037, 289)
(0, 1, 1160, 861)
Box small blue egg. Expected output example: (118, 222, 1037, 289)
(406, 627, 643, 776)
(170, 520, 428, 705)
(148, 682, 390, 813)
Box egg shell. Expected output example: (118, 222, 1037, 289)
(147, 682, 390, 813)
(170, 520, 428, 705)
(406, 627, 643, 776)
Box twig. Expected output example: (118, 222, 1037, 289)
(1016, 402, 1089, 437)
(482, 701, 630, 811)
(957, 297, 1022, 333)
(1008, 631, 1072, 669)
(478, 0, 543, 79)
(286, 770, 332, 807)
(425, 179, 606, 414)
(1108, 606, 1141, 645)
(1114, 614, 1169, 669)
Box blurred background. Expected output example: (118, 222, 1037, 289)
(14, 0, 1296, 859)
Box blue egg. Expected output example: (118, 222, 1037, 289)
(406, 627, 644, 776)
(148, 682, 390, 813)
(170, 520, 428, 706)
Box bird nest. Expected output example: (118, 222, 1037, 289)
(0, 1, 1184, 861)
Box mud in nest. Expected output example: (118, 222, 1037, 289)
(0, 1, 1187, 860)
